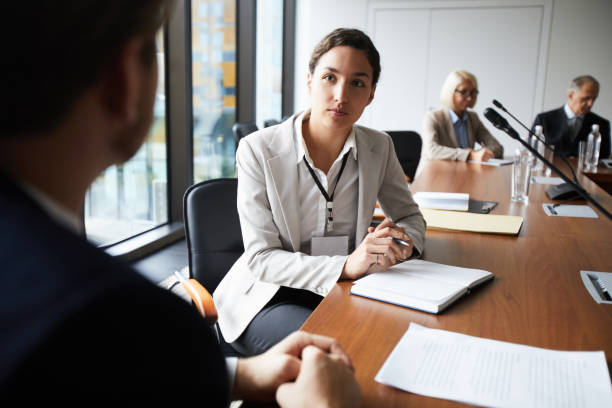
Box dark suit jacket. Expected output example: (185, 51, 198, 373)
(0, 174, 230, 404)
(532, 107, 610, 158)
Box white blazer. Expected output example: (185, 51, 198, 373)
(213, 112, 426, 342)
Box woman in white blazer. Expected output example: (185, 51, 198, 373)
(213, 28, 426, 356)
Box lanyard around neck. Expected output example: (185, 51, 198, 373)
(303, 152, 350, 231)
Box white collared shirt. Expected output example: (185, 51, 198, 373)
(564, 103, 577, 120)
(294, 110, 359, 254)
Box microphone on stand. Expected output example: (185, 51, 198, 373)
(483, 107, 612, 221)
(491, 99, 578, 184)
(493, 100, 547, 147)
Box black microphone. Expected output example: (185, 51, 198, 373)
(492, 99, 578, 183)
(493, 99, 549, 149)
(483, 108, 520, 139)
(484, 106, 612, 220)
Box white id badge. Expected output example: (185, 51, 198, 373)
(311, 235, 349, 256)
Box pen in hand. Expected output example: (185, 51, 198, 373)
(393, 238, 411, 247)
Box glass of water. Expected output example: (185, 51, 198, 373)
(511, 149, 532, 203)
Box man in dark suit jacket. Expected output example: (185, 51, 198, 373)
(532, 75, 610, 158)
(0, 1, 360, 406)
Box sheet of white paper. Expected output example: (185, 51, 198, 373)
(468, 158, 513, 166)
(530, 176, 564, 185)
(376, 323, 612, 408)
(542, 204, 598, 218)
(355, 259, 491, 288)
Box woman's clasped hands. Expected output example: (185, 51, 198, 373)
(341, 218, 413, 280)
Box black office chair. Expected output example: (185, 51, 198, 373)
(232, 122, 258, 146)
(263, 118, 280, 128)
(384, 130, 423, 182)
(183, 178, 244, 356)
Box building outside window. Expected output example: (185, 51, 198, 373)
(192, 0, 237, 183)
(84, 31, 168, 246)
(256, 0, 283, 128)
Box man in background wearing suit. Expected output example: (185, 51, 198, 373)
(0, 1, 360, 406)
(532, 75, 610, 158)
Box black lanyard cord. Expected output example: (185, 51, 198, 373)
(303, 152, 350, 203)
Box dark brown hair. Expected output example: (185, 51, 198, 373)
(308, 28, 381, 86)
(1, 1, 175, 137)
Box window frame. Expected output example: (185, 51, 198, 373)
(101, 0, 296, 260)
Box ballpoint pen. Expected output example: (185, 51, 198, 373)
(393, 238, 411, 246)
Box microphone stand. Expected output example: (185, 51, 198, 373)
(488, 113, 612, 221)
(493, 99, 578, 183)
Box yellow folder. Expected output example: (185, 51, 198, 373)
(421, 208, 523, 235)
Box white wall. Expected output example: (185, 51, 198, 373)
(294, 0, 612, 157)
(543, 0, 612, 115)
(294, 0, 368, 112)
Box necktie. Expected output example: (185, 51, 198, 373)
(569, 116, 583, 142)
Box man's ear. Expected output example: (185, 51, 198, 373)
(99, 38, 145, 125)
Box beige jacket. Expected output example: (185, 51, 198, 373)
(213, 112, 426, 342)
(421, 108, 504, 161)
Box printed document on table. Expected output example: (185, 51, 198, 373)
(376, 323, 612, 408)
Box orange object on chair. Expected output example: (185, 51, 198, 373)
(174, 271, 218, 324)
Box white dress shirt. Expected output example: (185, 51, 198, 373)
(294, 110, 359, 254)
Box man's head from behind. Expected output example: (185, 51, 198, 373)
(567, 75, 600, 116)
(1, 1, 174, 161)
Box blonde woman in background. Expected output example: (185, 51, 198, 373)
(421, 70, 503, 162)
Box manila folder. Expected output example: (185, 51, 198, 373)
(421, 208, 523, 235)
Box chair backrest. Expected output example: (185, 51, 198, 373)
(183, 178, 243, 293)
(263, 118, 280, 128)
(232, 122, 258, 145)
(384, 130, 423, 182)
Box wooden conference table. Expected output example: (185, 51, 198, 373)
(301, 159, 612, 408)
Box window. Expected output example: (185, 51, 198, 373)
(256, 0, 284, 128)
(192, 0, 237, 183)
(81, 2, 295, 256)
(84, 31, 168, 246)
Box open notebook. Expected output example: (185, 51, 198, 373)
(350, 259, 494, 314)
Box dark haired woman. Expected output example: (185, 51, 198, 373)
(214, 28, 425, 355)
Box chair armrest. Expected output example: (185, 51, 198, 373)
(180, 278, 218, 324)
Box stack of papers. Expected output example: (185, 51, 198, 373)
(468, 158, 513, 166)
(413, 192, 469, 211)
(376, 323, 612, 407)
(530, 176, 564, 185)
